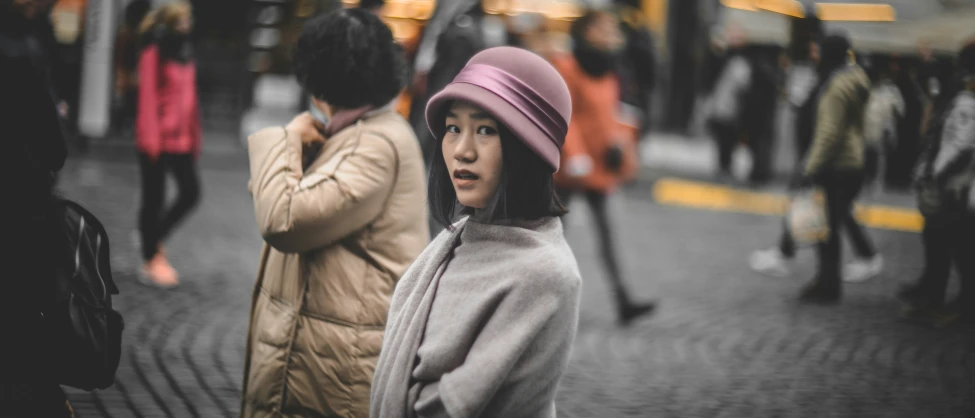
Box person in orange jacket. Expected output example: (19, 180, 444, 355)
(551, 9, 655, 325)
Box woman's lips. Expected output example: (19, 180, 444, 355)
(453, 169, 479, 188)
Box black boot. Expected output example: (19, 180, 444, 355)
(618, 300, 656, 325)
(799, 281, 841, 304)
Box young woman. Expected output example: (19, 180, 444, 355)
(134, 1, 200, 288)
(550, 10, 655, 324)
(371, 46, 581, 418)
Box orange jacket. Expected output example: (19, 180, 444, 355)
(551, 54, 638, 193)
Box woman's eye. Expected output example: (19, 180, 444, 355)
(476, 126, 498, 136)
(446, 124, 460, 134)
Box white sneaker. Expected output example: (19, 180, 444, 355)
(750, 248, 792, 278)
(843, 255, 884, 283)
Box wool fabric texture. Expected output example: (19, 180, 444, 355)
(370, 216, 581, 418)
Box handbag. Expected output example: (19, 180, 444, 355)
(786, 188, 830, 246)
(43, 199, 124, 391)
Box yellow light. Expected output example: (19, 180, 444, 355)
(754, 0, 805, 18)
(721, 0, 758, 11)
(815, 3, 896, 21)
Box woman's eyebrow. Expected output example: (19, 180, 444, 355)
(445, 111, 458, 118)
(471, 112, 494, 121)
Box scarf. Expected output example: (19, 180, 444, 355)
(371, 217, 581, 418)
(302, 102, 399, 168)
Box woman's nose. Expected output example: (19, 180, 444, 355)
(453, 133, 477, 163)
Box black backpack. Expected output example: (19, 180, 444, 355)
(43, 199, 124, 391)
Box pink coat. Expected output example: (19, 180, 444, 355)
(136, 45, 201, 158)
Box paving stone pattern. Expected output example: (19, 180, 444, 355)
(58, 146, 975, 418)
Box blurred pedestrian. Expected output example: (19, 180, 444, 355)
(898, 42, 975, 327)
(408, 0, 492, 239)
(551, 10, 655, 324)
(371, 46, 580, 418)
(751, 40, 822, 278)
(615, 0, 657, 139)
(134, 1, 201, 289)
(863, 54, 905, 191)
(798, 35, 882, 302)
(888, 57, 927, 190)
(742, 44, 783, 185)
(112, 0, 151, 135)
(706, 39, 749, 183)
(241, 9, 428, 417)
(1, 0, 73, 416)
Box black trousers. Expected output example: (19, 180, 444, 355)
(710, 119, 773, 183)
(710, 120, 739, 175)
(914, 212, 975, 314)
(814, 171, 876, 289)
(137, 153, 200, 261)
(556, 188, 634, 306)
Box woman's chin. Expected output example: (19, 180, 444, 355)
(456, 194, 486, 210)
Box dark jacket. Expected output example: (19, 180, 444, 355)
(805, 65, 872, 177)
(0, 10, 71, 418)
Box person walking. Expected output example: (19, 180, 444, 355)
(371, 46, 580, 418)
(550, 10, 655, 324)
(706, 40, 750, 182)
(898, 42, 975, 327)
(241, 9, 428, 417)
(750, 40, 822, 277)
(797, 35, 882, 303)
(134, 1, 201, 288)
(615, 0, 657, 139)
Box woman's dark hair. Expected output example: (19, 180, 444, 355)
(428, 106, 567, 229)
(292, 8, 406, 109)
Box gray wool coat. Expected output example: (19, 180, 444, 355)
(370, 217, 581, 418)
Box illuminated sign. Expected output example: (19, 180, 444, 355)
(721, 0, 898, 21)
(815, 3, 896, 21)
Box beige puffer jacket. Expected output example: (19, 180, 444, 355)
(242, 110, 429, 417)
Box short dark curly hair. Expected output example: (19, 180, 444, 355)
(292, 8, 406, 109)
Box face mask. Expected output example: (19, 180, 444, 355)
(309, 99, 329, 125)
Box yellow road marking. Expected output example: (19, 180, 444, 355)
(651, 178, 923, 233)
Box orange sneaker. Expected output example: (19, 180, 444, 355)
(139, 254, 179, 289)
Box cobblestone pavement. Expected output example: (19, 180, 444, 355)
(59, 143, 975, 418)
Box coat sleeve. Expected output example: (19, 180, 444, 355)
(804, 80, 850, 177)
(932, 99, 975, 181)
(247, 126, 397, 253)
(412, 272, 578, 418)
(136, 46, 161, 159)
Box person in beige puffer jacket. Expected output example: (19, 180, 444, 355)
(241, 9, 428, 417)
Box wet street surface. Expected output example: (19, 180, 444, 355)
(60, 140, 974, 418)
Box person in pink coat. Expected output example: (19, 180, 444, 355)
(134, 1, 200, 288)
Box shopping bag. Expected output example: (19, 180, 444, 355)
(787, 188, 830, 246)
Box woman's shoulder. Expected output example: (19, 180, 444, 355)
(495, 223, 581, 297)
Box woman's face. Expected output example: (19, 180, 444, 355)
(442, 101, 504, 210)
(584, 13, 623, 53)
(174, 12, 193, 35)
